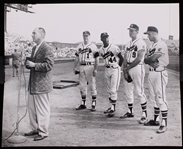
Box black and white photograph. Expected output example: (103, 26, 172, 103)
(2, 3, 181, 146)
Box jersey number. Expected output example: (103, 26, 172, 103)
(109, 57, 116, 63)
(132, 52, 136, 58)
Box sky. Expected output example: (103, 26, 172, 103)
(6, 3, 179, 44)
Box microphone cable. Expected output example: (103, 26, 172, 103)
(4, 56, 28, 141)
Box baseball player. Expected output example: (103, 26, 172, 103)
(143, 26, 169, 133)
(120, 24, 148, 124)
(94, 32, 123, 117)
(73, 31, 99, 111)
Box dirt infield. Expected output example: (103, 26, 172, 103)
(2, 61, 182, 146)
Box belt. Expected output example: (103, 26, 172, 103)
(149, 67, 166, 72)
(80, 62, 94, 65)
(127, 62, 143, 65)
(106, 65, 118, 69)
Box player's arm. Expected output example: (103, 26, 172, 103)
(93, 49, 100, 76)
(117, 52, 123, 67)
(126, 49, 145, 71)
(123, 52, 127, 69)
(73, 48, 80, 73)
(144, 54, 161, 69)
(144, 54, 161, 64)
(115, 46, 123, 67)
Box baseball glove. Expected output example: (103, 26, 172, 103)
(123, 71, 132, 83)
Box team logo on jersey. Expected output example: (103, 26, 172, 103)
(126, 45, 138, 58)
(148, 48, 156, 57)
(102, 51, 114, 59)
(127, 45, 138, 51)
(78, 47, 92, 54)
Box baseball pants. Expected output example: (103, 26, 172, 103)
(148, 70, 168, 111)
(124, 64, 147, 104)
(79, 65, 97, 97)
(28, 92, 50, 137)
(105, 67, 121, 101)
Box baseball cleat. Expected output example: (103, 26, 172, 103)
(91, 105, 96, 112)
(104, 107, 112, 114)
(139, 116, 148, 124)
(120, 112, 134, 119)
(107, 109, 115, 117)
(156, 125, 167, 134)
(76, 104, 86, 110)
(144, 119, 160, 126)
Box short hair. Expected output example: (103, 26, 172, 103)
(38, 27, 46, 37)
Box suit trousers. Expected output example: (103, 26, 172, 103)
(28, 92, 50, 137)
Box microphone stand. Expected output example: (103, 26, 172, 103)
(7, 49, 27, 144)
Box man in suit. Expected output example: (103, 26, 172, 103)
(25, 27, 54, 141)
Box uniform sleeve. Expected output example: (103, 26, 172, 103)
(93, 46, 100, 58)
(154, 42, 167, 55)
(137, 40, 146, 52)
(75, 44, 81, 57)
(115, 46, 121, 56)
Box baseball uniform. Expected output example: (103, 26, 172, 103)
(98, 44, 121, 102)
(75, 42, 98, 107)
(147, 39, 169, 125)
(123, 37, 147, 119)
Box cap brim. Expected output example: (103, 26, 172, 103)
(83, 34, 90, 36)
(101, 35, 109, 38)
(144, 31, 151, 34)
(128, 28, 138, 31)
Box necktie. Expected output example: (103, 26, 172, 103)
(33, 46, 38, 57)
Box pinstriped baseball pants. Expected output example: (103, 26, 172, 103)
(105, 67, 121, 101)
(148, 70, 168, 111)
(79, 65, 97, 96)
(123, 64, 147, 104)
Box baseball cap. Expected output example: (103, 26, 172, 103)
(83, 31, 90, 36)
(144, 26, 158, 34)
(100, 32, 109, 38)
(128, 24, 139, 31)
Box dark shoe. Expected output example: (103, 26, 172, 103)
(91, 105, 96, 112)
(76, 104, 86, 110)
(104, 107, 111, 114)
(139, 116, 148, 124)
(144, 119, 160, 126)
(120, 112, 134, 119)
(34, 135, 47, 141)
(156, 125, 167, 133)
(108, 109, 115, 117)
(24, 131, 38, 136)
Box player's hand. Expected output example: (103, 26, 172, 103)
(149, 61, 159, 69)
(93, 69, 97, 77)
(26, 60, 35, 68)
(124, 67, 130, 73)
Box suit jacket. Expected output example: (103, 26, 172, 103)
(28, 41, 54, 95)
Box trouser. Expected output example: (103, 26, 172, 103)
(12, 66, 19, 76)
(148, 70, 168, 111)
(105, 66, 121, 101)
(79, 65, 97, 97)
(28, 92, 50, 137)
(124, 64, 147, 104)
